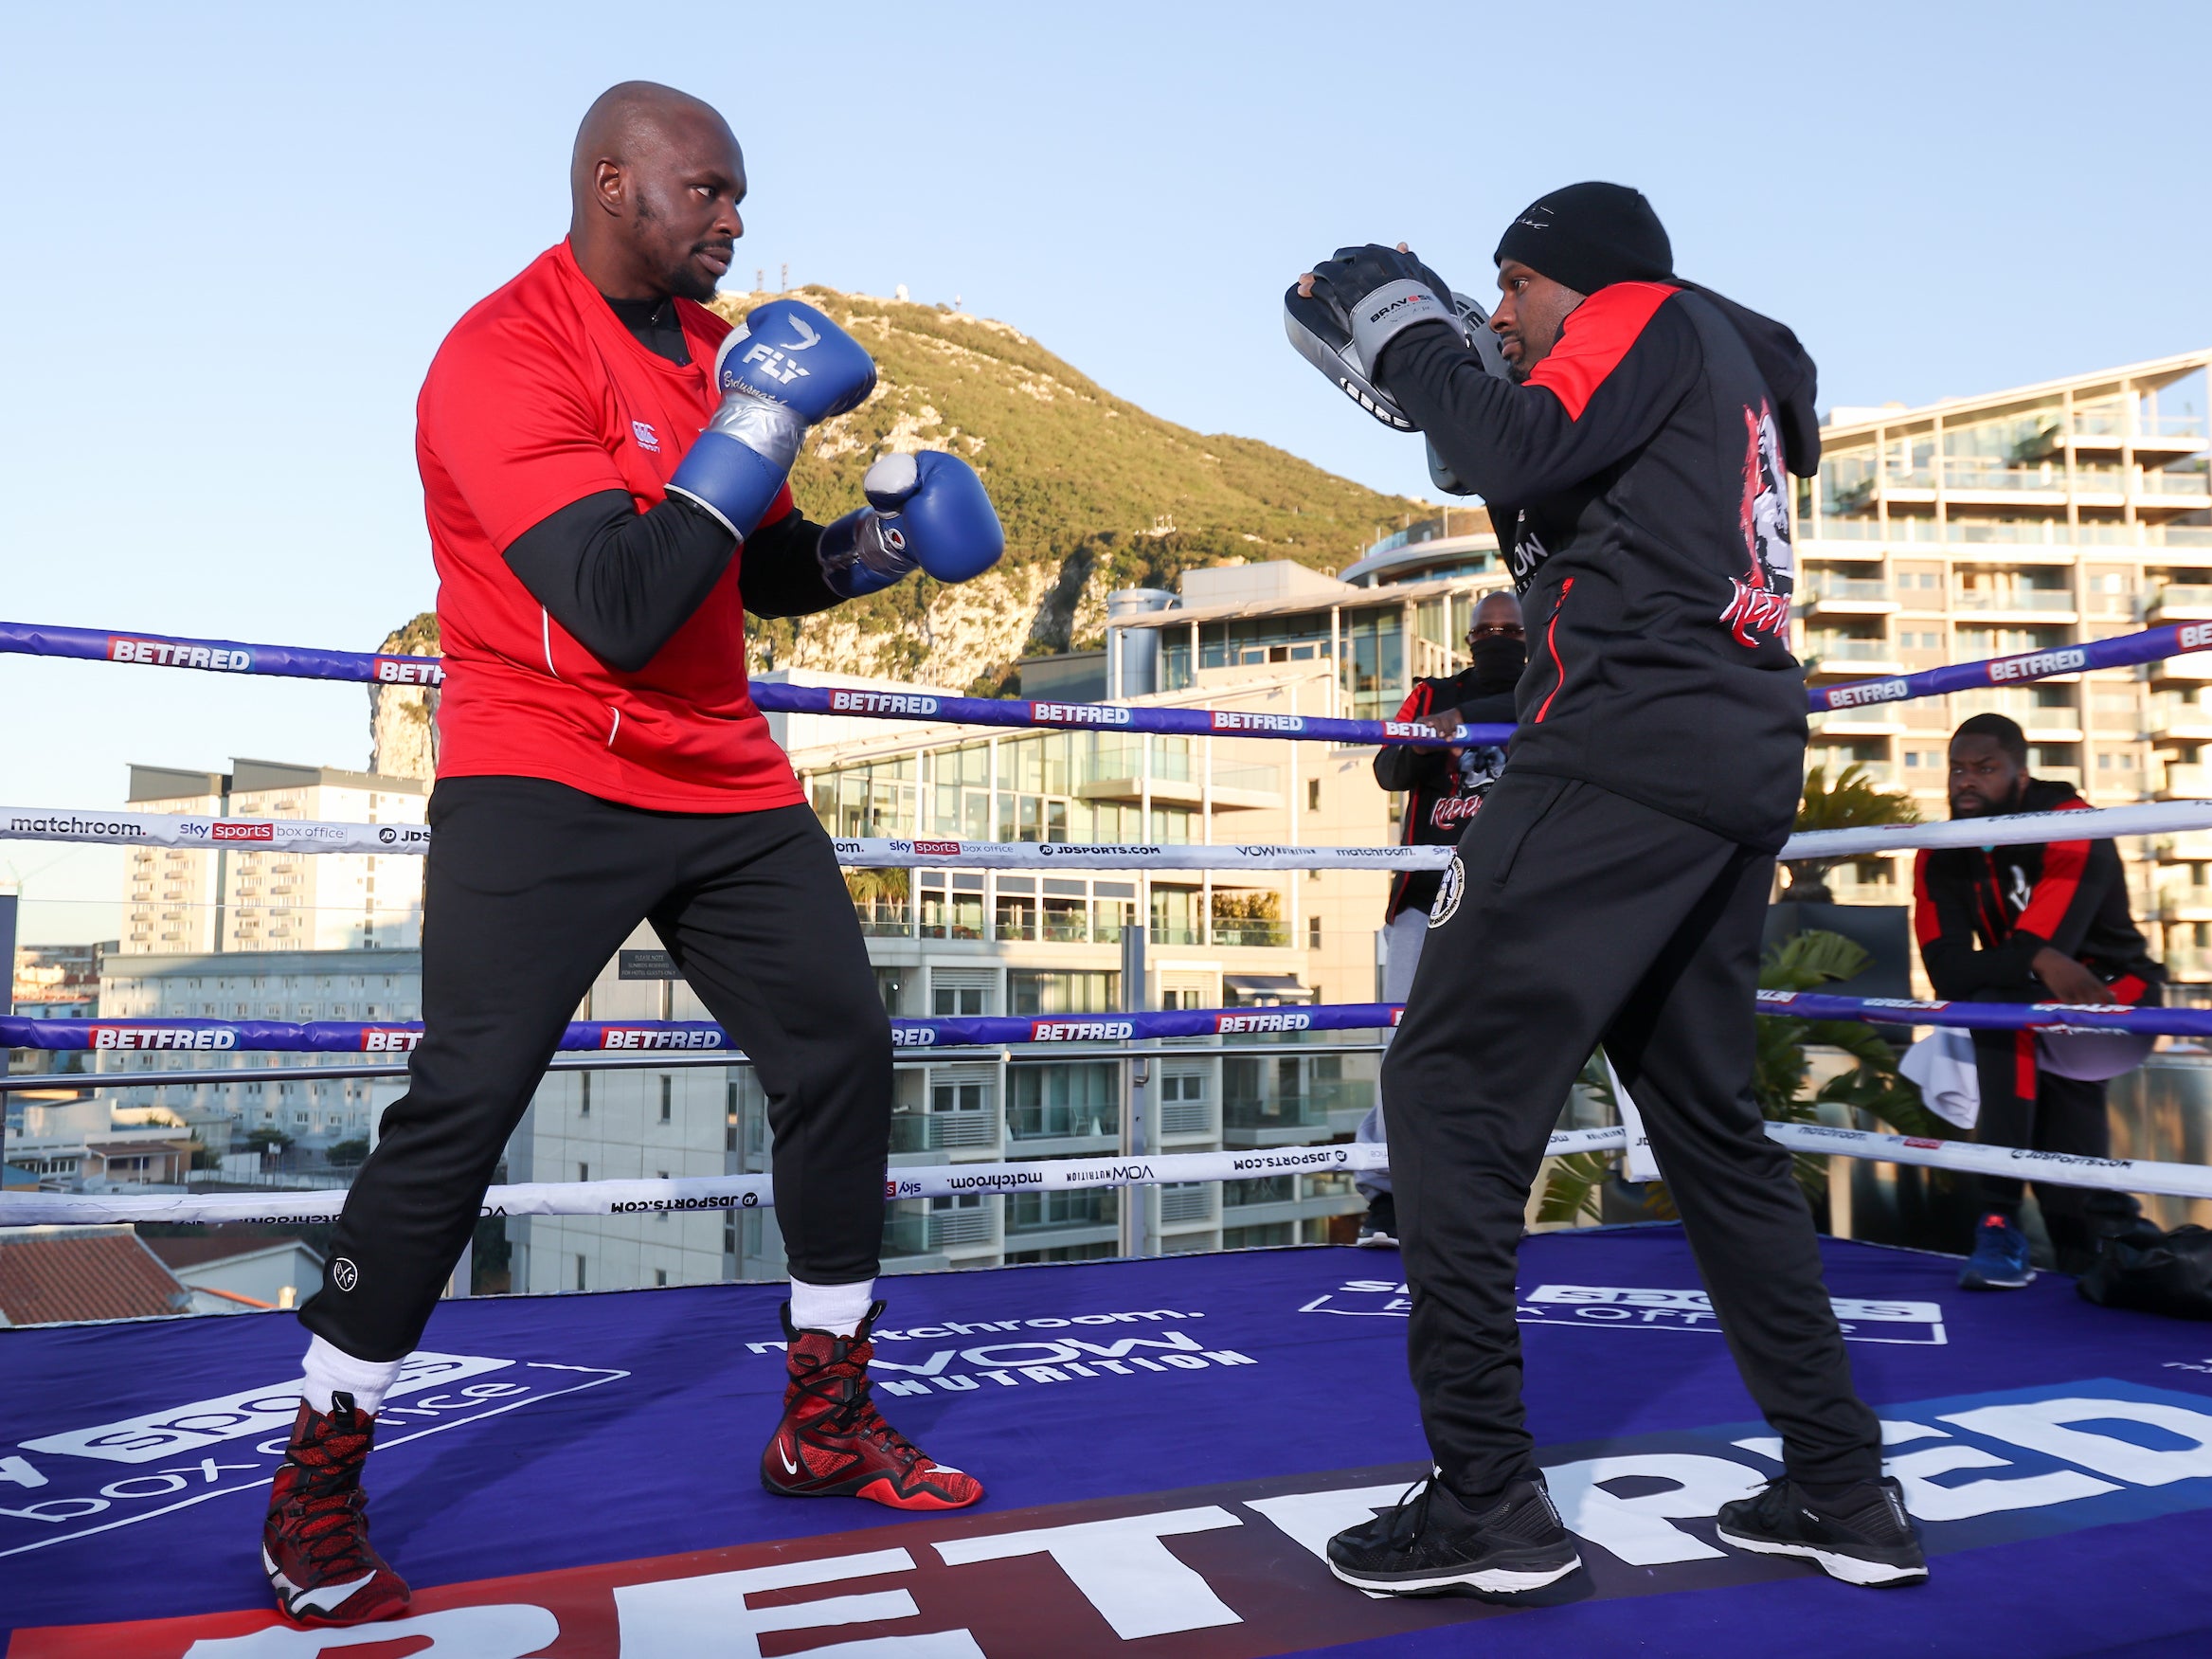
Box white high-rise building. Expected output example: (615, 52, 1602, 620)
(120, 760, 427, 955)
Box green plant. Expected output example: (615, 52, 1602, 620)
(1537, 929, 1945, 1225)
(1784, 764, 1919, 902)
(325, 1137, 370, 1167)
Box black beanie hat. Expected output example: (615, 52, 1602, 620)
(1494, 182, 1673, 296)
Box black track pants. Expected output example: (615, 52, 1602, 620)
(1969, 1011, 2148, 1230)
(1380, 773, 1883, 1500)
(299, 779, 890, 1361)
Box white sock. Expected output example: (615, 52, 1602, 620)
(788, 1277, 874, 1337)
(300, 1336, 405, 1416)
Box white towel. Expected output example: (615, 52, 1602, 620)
(1899, 1027, 1980, 1130)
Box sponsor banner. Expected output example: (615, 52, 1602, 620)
(22, 985, 2212, 1063)
(2, 1351, 625, 1562)
(1754, 985, 2212, 1046)
(0, 804, 427, 857)
(1301, 1275, 1948, 1343)
(15, 617, 2211, 742)
(26, 1377, 2212, 1655)
(10, 1146, 1391, 1228)
(1811, 619, 2212, 712)
(17, 1112, 2212, 1231)
(22, 801, 2212, 869)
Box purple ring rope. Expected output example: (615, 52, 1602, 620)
(8, 991, 2206, 1055)
(14, 616, 2204, 744)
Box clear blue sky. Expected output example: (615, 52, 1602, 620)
(3, 1, 2207, 940)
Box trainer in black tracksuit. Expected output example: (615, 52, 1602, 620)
(1914, 778, 2163, 1255)
(1371, 267, 1885, 1500)
(1374, 665, 1520, 924)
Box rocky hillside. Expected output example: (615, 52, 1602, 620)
(369, 287, 1424, 776)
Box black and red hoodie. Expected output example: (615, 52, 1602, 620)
(1373, 670, 1519, 921)
(1912, 777, 2161, 1001)
(1379, 282, 1816, 851)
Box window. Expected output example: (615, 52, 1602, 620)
(656, 1269, 669, 1287)
(578, 1162, 590, 1183)
(1307, 915, 1323, 949)
(658, 1077, 673, 1123)
(575, 1255, 587, 1292)
(1307, 778, 1322, 812)
(579, 1073, 591, 1118)
(1009, 970, 1118, 1015)
(1008, 1063, 1118, 1140)
(656, 1172, 670, 1218)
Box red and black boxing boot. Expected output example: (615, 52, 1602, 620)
(262, 1391, 412, 1627)
(761, 1301, 984, 1511)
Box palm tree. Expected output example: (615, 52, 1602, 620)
(1783, 762, 1920, 903)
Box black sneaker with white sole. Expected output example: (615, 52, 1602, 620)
(1717, 1475, 1929, 1587)
(1356, 1192, 1398, 1248)
(1326, 1474, 1581, 1597)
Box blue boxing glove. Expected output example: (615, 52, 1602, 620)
(816, 450, 1005, 599)
(666, 299, 877, 539)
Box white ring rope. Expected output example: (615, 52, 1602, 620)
(6, 1121, 2206, 1230)
(5, 801, 2210, 868)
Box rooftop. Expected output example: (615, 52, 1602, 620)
(1821, 350, 2212, 442)
(0, 1229, 189, 1325)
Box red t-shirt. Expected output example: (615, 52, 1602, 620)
(416, 239, 804, 812)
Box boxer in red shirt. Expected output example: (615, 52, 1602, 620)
(259, 82, 1004, 1628)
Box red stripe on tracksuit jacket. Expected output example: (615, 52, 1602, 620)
(1912, 777, 2162, 1097)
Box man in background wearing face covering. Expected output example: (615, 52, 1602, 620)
(1300, 184, 1926, 1597)
(1353, 589, 1524, 1247)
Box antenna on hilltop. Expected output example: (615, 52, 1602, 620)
(754, 268, 764, 293)
(780, 262, 789, 293)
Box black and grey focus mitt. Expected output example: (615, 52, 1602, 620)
(1285, 245, 1510, 432)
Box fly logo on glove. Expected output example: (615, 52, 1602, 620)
(736, 312, 824, 386)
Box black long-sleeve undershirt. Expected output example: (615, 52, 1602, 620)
(502, 492, 844, 674)
(497, 286, 844, 674)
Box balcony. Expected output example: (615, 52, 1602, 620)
(1159, 1184, 1216, 1224)
(2156, 832, 2212, 862)
(1941, 463, 2066, 496)
(2141, 468, 2212, 502)
(1951, 589, 2077, 616)
(1804, 640, 1905, 678)
(2160, 947, 2212, 983)
(1210, 920, 1292, 948)
(2150, 586, 2212, 625)
(1810, 710, 1908, 737)
(1801, 579, 1897, 618)
(1005, 1190, 1118, 1235)
(2159, 766, 2212, 802)
(854, 903, 911, 938)
(2160, 888, 2212, 924)
(1222, 1078, 1376, 1147)
(889, 1111, 998, 1155)
(2149, 702, 2212, 744)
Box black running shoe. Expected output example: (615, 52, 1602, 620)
(1327, 1473, 1581, 1597)
(1717, 1476, 1929, 1587)
(1357, 1192, 1398, 1249)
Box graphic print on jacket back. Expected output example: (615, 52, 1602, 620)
(1722, 404, 1796, 647)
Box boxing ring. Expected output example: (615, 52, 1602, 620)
(7, 618, 2212, 1652)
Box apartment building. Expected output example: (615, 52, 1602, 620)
(95, 948, 419, 1152)
(120, 759, 427, 955)
(1793, 353, 2212, 997)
